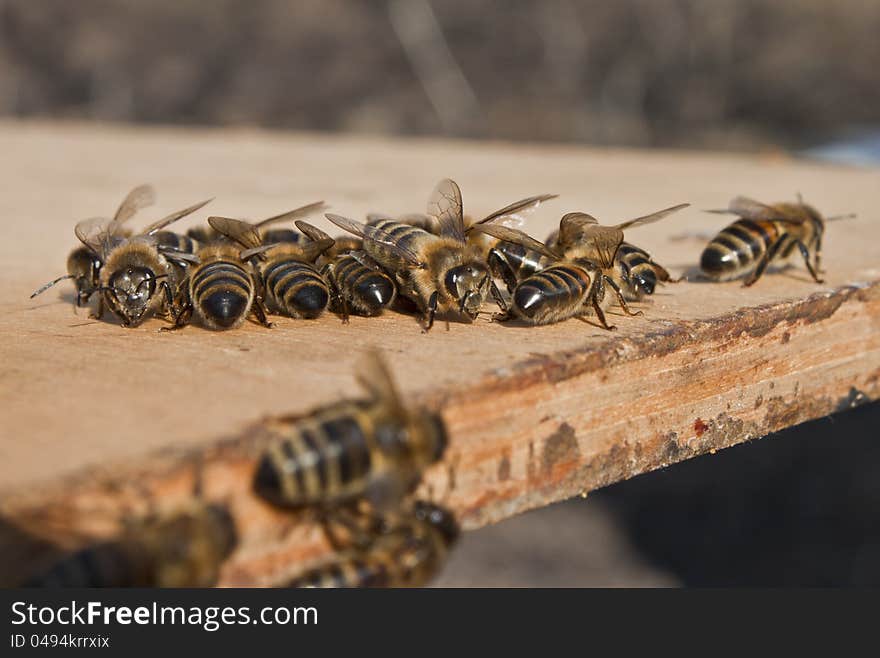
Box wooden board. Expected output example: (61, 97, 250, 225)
(1, 120, 878, 586)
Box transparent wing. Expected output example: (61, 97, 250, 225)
(141, 198, 213, 235)
(427, 178, 465, 243)
(113, 184, 156, 224)
(556, 212, 601, 249)
(471, 193, 558, 228)
(298, 238, 335, 262)
(325, 214, 424, 267)
(207, 216, 263, 250)
(586, 226, 625, 269)
(255, 201, 328, 228)
(614, 203, 690, 230)
(470, 224, 559, 259)
(74, 217, 120, 257)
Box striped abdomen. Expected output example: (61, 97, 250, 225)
(364, 219, 434, 267)
(488, 240, 549, 292)
(261, 228, 303, 244)
(328, 255, 396, 316)
(513, 264, 592, 324)
(154, 231, 198, 255)
(616, 242, 668, 297)
(287, 556, 392, 588)
(191, 260, 254, 330)
(263, 258, 329, 318)
(24, 543, 146, 588)
(700, 219, 781, 281)
(252, 402, 377, 507)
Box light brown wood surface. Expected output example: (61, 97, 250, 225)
(1, 120, 878, 585)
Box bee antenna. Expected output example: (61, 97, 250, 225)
(826, 213, 857, 223)
(30, 274, 74, 298)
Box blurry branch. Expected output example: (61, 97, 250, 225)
(388, 0, 483, 134)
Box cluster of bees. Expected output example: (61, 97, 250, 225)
(26, 353, 453, 588)
(26, 180, 851, 588)
(32, 179, 848, 332)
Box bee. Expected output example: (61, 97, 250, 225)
(700, 196, 854, 286)
(67, 197, 211, 327)
(23, 502, 237, 588)
(545, 203, 689, 300)
(165, 227, 272, 331)
(295, 220, 397, 320)
(252, 352, 447, 511)
(285, 501, 458, 588)
(327, 179, 554, 331)
(30, 184, 155, 310)
(207, 206, 333, 320)
(470, 223, 619, 328)
(186, 201, 327, 246)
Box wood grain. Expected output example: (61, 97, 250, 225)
(1, 120, 877, 585)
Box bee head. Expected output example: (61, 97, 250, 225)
(413, 501, 459, 546)
(445, 262, 490, 319)
(104, 267, 160, 327)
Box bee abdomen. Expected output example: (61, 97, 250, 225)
(154, 231, 197, 255)
(261, 228, 303, 244)
(333, 256, 396, 315)
(700, 219, 775, 280)
(617, 243, 657, 295)
(513, 265, 590, 322)
(253, 412, 373, 507)
(264, 260, 329, 318)
(368, 220, 429, 254)
(24, 544, 142, 588)
(192, 261, 253, 329)
(288, 557, 390, 588)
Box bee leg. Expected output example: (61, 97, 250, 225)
(325, 268, 349, 324)
(488, 248, 518, 294)
(795, 238, 825, 282)
(605, 276, 642, 316)
(422, 291, 439, 333)
(490, 280, 509, 313)
(160, 299, 193, 332)
(591, 297, 616, 330)
(89, 295, 104, 320)
(252, 297, 274, 329)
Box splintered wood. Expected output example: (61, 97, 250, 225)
(0, 121, 877, 586)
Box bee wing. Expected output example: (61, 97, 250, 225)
(113, 184, 156, 224)
(254, 201, 328, 229)
(356, 351, 404, 410)
(614, 203, 690, 230)
(707, 196, 783, 219)
(293, 220, 333, 242)
(74, 217, 122, 257)
(556, 212, 601, 249)
(585, 226, 625, 269)
(348, 250, 383, 270)
(471, 193, 558, 228)
(140, 198, 213, 236)
(239, 243, 278, 260)
(207, 216, 263, 250)
(471, 224, 559, 259)
(427, 178, 465, 243)
(158, 247, 200, 265)
(326, 214, 425, 267)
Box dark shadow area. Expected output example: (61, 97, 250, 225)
(597, 401, 880, 586)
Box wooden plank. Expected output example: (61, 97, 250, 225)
(0, 120, 878, 586)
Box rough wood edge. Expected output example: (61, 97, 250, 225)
(2, 282, 878, 586)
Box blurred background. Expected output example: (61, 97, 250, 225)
(2, 0, 877, 585)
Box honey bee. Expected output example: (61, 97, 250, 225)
(165, 228, 272, 331)
(470, 224, 619, 328)
(285, 501, 459, 588)
(700, 196, 853, 286)
(252, 352, 447, 511)
(545, 203, 689, 300)
(30, 184, 156, 309)
(68, 197, 211, 327)
(207, 208, 333, 320)
(295, 220, 397, 320)
(327, 179, 553, 331)
(24, 502, 237, 588)
(187, 201, 327, 246)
